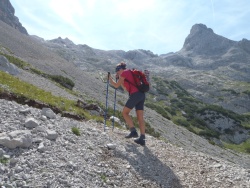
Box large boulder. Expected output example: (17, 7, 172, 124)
(0, 55, 20, 75)
(0, 130, 32, 149)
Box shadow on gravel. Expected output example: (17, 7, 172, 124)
(115, 144, 182, 188)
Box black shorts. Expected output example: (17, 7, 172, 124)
(125, 92, 145, 110)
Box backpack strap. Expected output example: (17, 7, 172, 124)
(124, 70, 137, 95)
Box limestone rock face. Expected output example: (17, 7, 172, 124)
(0, 0, 28, 35)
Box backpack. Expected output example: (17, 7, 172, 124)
(125, 69, 150, 92)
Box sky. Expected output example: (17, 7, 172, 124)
(10, 0, 250, 55)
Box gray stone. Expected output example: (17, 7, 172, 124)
(46, 130, 58, 140)
(19, 108, 31, 114)
(0, 148, 5, 157)
(41, 108, 56, 119)
(24, 118, 39, 129)
(107, 143, 116, 150)
(37, 142, 45, 152)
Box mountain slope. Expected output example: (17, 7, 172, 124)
(0, 99, 249, 187)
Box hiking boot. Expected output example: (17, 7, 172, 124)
(125, 131, 138, 138)
(134, 137, 145, 146)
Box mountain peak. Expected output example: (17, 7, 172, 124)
(48, 37, 75, 46)
(180, 23, 235, 56)
(190, 23, 214, 35)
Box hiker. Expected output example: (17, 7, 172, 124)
(108, 62, 146, 146)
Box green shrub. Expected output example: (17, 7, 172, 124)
(245, 147, 250, 153)
(48, 75, 75, 90)
(145, 102, 170, 120)
(222, 89, 240, 95)
(189, 118, 207, 129)
(0, 53, 29, 69)
(209, 140, 216, 145)
(30, 68, 44, 76)
(72, 127, 80, 136)
(173, 118, 190, 127)
(243, 90, 250, 96)
(169, 107, 177, 116)
(198, 129, 220, 139)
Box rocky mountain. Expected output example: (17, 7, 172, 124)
(42, 24, 250, 115)
(0, 0, 28, 35)
(0, 1, 250, 187)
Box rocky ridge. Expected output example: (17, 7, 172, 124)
(0, 0, 28, 35)
(0, 98, 250, 188)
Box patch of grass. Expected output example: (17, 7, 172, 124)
(71, 127, 80, 136)
(243, 90, 250, 96)
(145, 102, 170, 120)
(241, 121, 250, 129)
(0, 157, 8, 164)
(221, 88, 240, 96)
(0, 71, 87, 118)
(48, 75, 75, 90)
(117, 100, 125, 106)
(0, 53, 75, 90)
(30, 68, 45, 76)
(100, 174, 107, 182)
(0, 45, 13, 54)
(223, 138, 250, 154)
(173, 117, 190, 127)
(197, 129, 220, 139)
(0, 52, 29, 69)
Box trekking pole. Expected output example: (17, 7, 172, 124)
(104, 72, 110, 132)
(112, 77, 117, 131)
